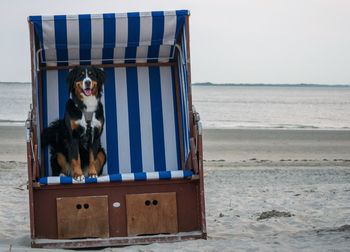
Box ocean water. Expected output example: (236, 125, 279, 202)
(0, 83, 31, 125)
(192, 85, 350, 130)
(1, 83, 350, 130)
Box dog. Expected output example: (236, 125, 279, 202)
(42, 66, 106, 180)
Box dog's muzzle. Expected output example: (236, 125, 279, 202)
(83, 78, 92, 96)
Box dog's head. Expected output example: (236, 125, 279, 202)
(67, 66, 106, 99)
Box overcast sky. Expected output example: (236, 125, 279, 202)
(0, 0, 349, 84)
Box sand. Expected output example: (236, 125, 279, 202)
(0, 126, 350, 251)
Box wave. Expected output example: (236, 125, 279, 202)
(203, 122, 350, 130)
(193, 82, 350, 88)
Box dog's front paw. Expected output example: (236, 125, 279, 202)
(88, 164, 98, 178)
(73, 171, 85, 181)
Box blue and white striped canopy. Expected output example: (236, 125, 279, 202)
(28, 10, 189, 66)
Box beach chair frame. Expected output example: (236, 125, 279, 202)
(26, 10, 206, 248)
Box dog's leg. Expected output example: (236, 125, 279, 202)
(88, 150, 97, 178)
(56, 152, 70, 176)
(88, 148, 106, 177)
(95, 149, 106, 175)
(68, 138, 84, 181)
(88, 111, 105, 178)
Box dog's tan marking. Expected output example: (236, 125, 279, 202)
(95, 150, 106, 175)
(87, 150, 106, 178)
(91, 80, 98, 95)
(88, 150, 97, 178)
(74, 81, 84, 99)
(70, 119, 79, 130)
(57, 152, 70, 175)
(71, 156, 83, 179)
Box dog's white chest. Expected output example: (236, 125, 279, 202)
(83, 96, 98, 112)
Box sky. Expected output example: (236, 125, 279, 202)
(0, 0, 349, 84)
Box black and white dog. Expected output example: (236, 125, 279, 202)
(42, 66, 106, 180)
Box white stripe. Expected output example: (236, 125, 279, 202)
(41, 16, 56, 50)
(100, 86, 108, 175)
(163, 11, 177, 45)
(46, 71, 60, 125)
(97, 175, 110, 183)
(115, 68, 131, 173)
(146, 172, 160, 180)
(160, 67, 178, 171)
(66, 14, 79, 65)
(137, 67, 154, 172)
(136, 46, 148, 63)
(121, 173, 135, 181)
(113, 47, 126, 63)
(41, 16, 56, 65)
(72, 177, 85, 184)
(46, 71, 59, 176)
(159, 45, 172, 62)
(91, 14, 104, 64)
(116, 13, 128, 47)
(139, 13, 152, 46)
(170, 170, 185, 179)
(47, 176, 60, 185)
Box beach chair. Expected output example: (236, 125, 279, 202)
(26, 10, 206, 249)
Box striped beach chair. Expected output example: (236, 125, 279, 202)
(26, 10, 206, 248)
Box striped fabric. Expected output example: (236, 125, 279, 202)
(42, 66, 181, 176)
(28, 10, 189, 66)
(39, 170, 193, 185)
(29, 10, 192, 182)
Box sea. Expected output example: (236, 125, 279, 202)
(1, 82, 350, 130)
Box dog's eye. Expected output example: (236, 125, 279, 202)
(80, 72, 84, 76)
(88, 71, 92, 75)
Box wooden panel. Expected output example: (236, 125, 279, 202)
(56, 195, 109, 239)
(33, 180, 201, 239)
(126, 192, 178, 236)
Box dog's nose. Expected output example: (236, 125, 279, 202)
(84, 80, 91, 87)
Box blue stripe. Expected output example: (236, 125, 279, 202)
(151, 11, 164, 46)
(181, 28, 191, 164)
(134, 172, 147, 181)
(125, 12, 140, 63)
(103, 13, 116, 64)
(54, 15, 68, 66)
(32, 16, 46, 65)
(85, 177, 98, 183)
(39, 177, 47, 185)
(79, 14, 91, 65)
(58, 70, 69, 118)
(183, 170, 193, 178)
(171, 67, 181, 170)
(147, 46, 159, 63)
(126, 67, 143, 172)
(178, 60, 188, 165)
(42, 71, 49, 176)
(127, 12, 140, 47)
(175, 10, 186, 43)
(109, 174, 122, 182)
(60, 176, 73, 184)
(147, 11, 164, 63)
(159, 171, 171, 180)
(149, 67, 166, 171)
(104, 68, 119, 174)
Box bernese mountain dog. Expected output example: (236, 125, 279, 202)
(42, 66, 106, 181)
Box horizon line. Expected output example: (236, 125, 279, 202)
(1, 81, 350, 87)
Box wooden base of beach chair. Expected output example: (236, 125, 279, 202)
(29, 178, 206, 249)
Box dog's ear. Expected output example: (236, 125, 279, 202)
(66, 66, 80, 92)
(94, 67, 106, 84)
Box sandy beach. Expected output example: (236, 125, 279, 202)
(0, 126, 349, 251)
